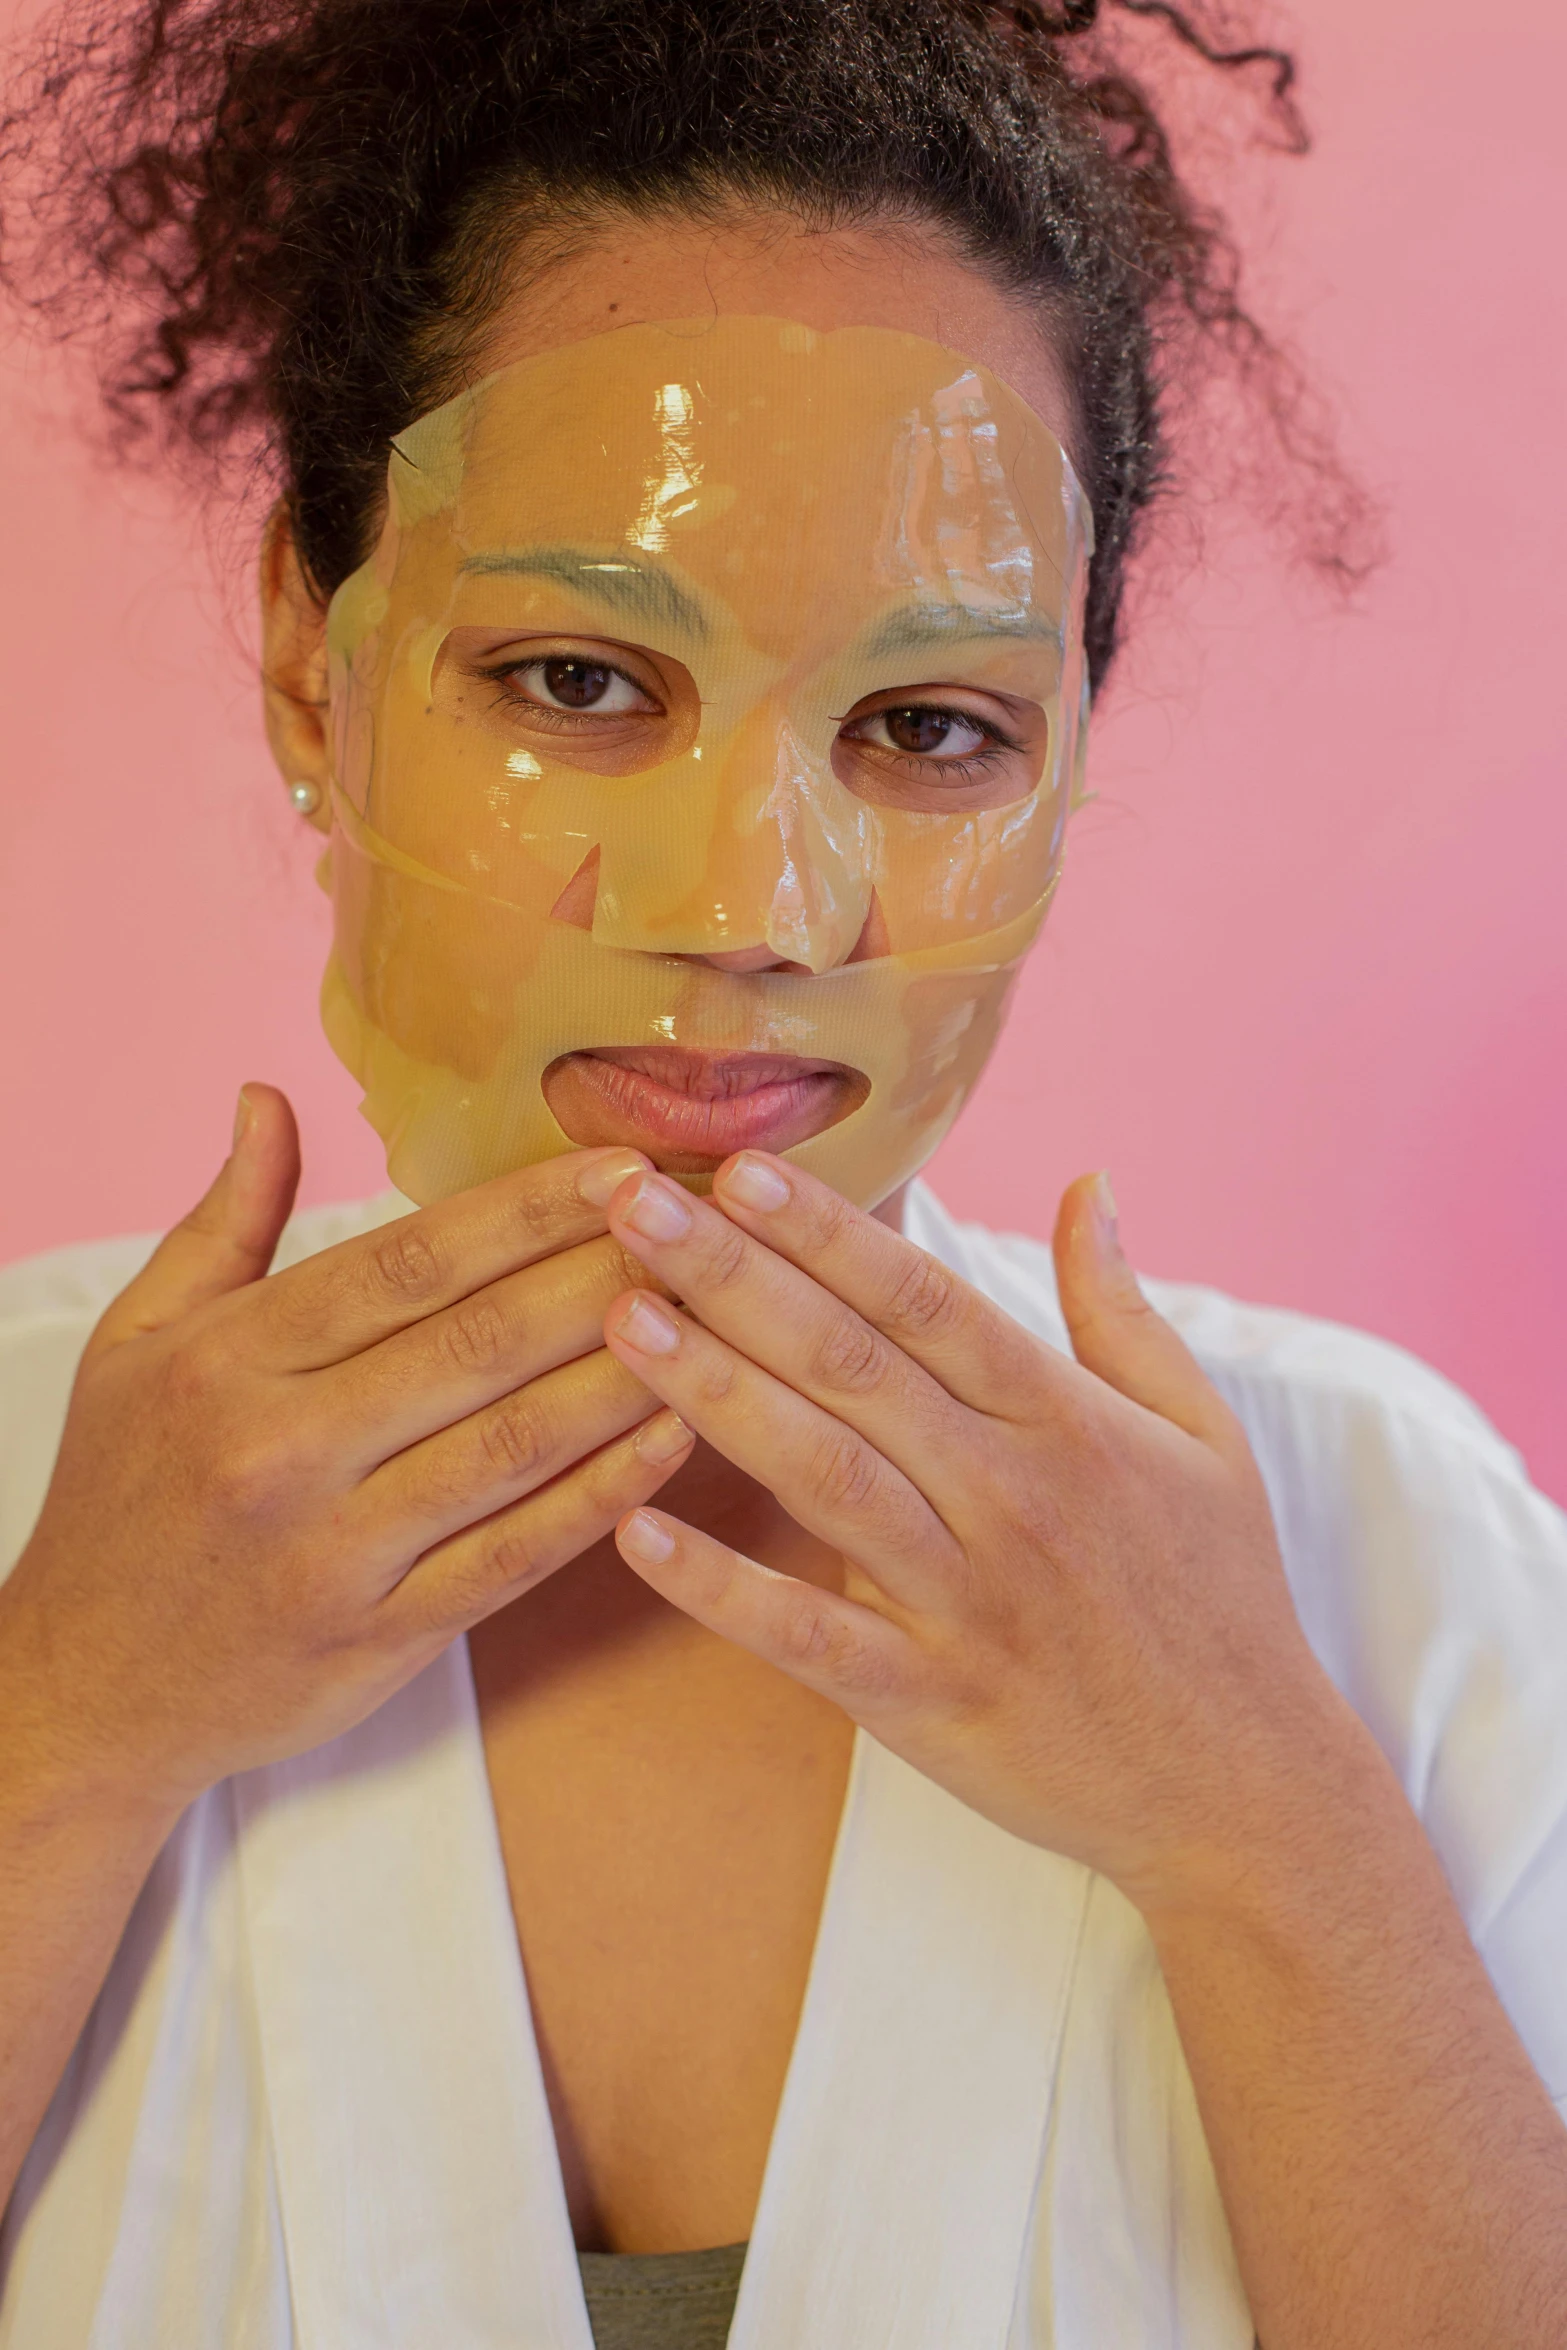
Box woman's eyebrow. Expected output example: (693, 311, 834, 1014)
(863, 602, 1062, 658)
(457, 545, 708, 638)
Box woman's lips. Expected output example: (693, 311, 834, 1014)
(543, 1046, 868, 1168)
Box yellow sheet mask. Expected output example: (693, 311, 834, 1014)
(321, 316, 1092, 1208)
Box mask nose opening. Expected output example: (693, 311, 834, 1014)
(844, 888, 891, 965)
(549, 848, 600, 931)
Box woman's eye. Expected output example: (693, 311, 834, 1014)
(855, 706, 994, 760)
(505, 659, 654, 715)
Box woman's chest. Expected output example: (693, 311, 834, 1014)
(470, 1588, 855, 2255)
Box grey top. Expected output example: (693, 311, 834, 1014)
(577, 2242, 747, 2350)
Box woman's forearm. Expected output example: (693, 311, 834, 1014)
(1144, 1727, 1567, 2350)
(0, 1625, 181, 2216)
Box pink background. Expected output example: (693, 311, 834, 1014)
(1, 0, 1563, 1500)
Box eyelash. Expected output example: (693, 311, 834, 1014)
(852, 709, 1022, 781)
(479, 657, 655, 725)
(477, 660, 1021, 782)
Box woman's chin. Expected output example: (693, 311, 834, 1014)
(541, 1048, 868, 1172)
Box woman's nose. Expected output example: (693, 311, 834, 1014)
(580, 705, 879, 973)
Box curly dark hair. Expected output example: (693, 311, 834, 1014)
(0, 0, 1362, 684)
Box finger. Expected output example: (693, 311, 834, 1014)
(357, 1346, 660, 1561)
(91, 1085, 302, 1356)
(389, 1409, 695, 1632)
(706, 1152, 1047, 1420)
(320, 1230, 657, 1472)
(245, 1145, 652, 1371)
(615, 1506, 912, 1710)
(603, 1172, 965, 1493)
(602, 1287, 955, 1596)
(1051, 1173, 1241, 1453)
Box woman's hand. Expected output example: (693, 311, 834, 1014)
(591, 1162, 1567, 2350)
(0, 1086, 693, 1814)
(597, 1152, 1362, 1910)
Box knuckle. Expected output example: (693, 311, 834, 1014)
(807, 1423, 882, 1516)
(777, 1595, 840, 1669)
(833, 1626, 901, 1703)
(796, 1182, 854, 1253)
(163, 1325, 231, 1409)
(435, 1294, 511, 1377)
(481, 1521, 549, 1593)
(697, 1220, 750, 1294)
(170, 1184, 233, 1248)
(691, 1348, 740, 1410)
(1106, 1288, 1161, 1347)
(806, 1311, 889, 1398)
(364, 1221, 445, 1310)
(158, 1318, 259, 1434)
(882, 1251, 964, 1345)
(207, 1430, 290, 1519)
(505, 1180, 560, 1251)
(777, 1599, 892, 1698)
(476, 1396, 551, 1485)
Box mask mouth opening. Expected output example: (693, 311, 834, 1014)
(541, 1047, 871, 1172)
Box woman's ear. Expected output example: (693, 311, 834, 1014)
(260, 503, 333, 834)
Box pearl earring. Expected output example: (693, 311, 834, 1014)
(288, 780, 322, 817)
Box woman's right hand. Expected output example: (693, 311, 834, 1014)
(0, 1084, 694, 1813)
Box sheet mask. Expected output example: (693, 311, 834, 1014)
(321, 316, 1093, 1208)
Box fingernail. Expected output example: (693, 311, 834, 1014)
(576, 1149, 651, 1208)
(1091, 1171, 1120, 1244)
(232, 1087, 254, 1151)
(612, 1293, 681, 1356)
(635, 1410, 693, 1465)
(619, 1509, 676, 1564)
(616, 1175, 693, 1244)
(718, 1153, 790, 1213)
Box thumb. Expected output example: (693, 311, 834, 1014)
(1052, 1172, 1235, 1451)
(91, 1085, 302, 1354)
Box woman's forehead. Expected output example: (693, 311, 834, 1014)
(386, 316, 1089, 654)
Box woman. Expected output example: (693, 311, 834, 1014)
(1, 2, 1565, 2345)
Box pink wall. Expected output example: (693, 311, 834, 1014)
(2, 0, 1563, 1501)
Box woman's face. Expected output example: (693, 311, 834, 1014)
(291, 218, 1090, 1209)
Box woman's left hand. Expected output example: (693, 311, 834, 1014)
(600, 1154, 1369, 1913)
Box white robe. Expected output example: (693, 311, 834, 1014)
(2, 1184, 1565, 2349)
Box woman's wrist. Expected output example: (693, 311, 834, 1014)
(1125, 1685, 1415, 1951)
(0, 1582, 192, 1847)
